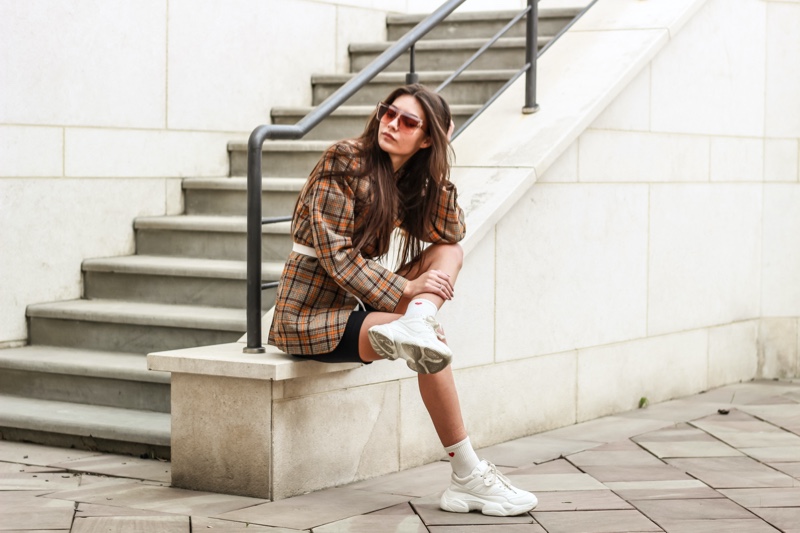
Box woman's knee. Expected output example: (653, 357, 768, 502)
(432, 242, 464, 270)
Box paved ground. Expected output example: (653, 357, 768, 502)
(1, 379, 799, 532)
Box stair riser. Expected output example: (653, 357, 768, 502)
(271, 110, 474, 141)
(313, 78, 508, 106)
(229, 149, 323, 178)
(136, 230, 292, 262)
(29, 318, 243, 355)
(386, 16, 573, 41)
(85, 272, 278, 310)
(0, 368, 170, 413)
(0, 428, 170, 460)
(350, 46, 528, 73)
(185, 189, 300, 217)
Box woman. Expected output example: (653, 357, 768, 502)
(269, 84, 537, 517)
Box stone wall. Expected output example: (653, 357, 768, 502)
(0, 0, 391, 345)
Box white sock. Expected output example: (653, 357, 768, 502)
(404, 298, 438, 319)
(445, 436, 480, 478)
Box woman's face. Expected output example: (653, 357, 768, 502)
(377, 94, 432, 171)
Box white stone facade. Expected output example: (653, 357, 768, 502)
(150, 0, 800, 500)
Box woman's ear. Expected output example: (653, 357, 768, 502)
(420, 135, 432, 149)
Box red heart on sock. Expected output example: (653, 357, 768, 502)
(415, 301, 423, 305)
(448, 452, 455, 457)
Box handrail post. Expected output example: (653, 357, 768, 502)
(244, 126, 267, 354)
(523, 0, 540, 114)
(406, 44, 419, 85)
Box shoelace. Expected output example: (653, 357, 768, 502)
(423, 315, 447, 341)
(482, 462, 516, 492)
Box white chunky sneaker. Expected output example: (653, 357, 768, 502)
(367, 315, 452, 374)
(440, 460, 538, 516)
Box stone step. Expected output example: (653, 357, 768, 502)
(227, 140, 330, 178)
(228, 139, 336, 180)
(134, 215, 292, 262)
(184, 177, 305, 216)
(0, 346, 170, 413)
(27, 300, 246, 355)
(0, 394, 170, 457)
(83, 255, 284, 310)
(386, 7, 579, 41)
(349, 36, 548, 73)
(312, 69, 517, 107)
(270, 104, 480, 140)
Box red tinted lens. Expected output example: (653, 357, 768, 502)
(377, 103, 421, 132)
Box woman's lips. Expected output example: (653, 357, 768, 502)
(381, 132, 396, 142)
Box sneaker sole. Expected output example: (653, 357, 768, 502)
(368, 329, 452, 374)
(439, 490, 538, 516)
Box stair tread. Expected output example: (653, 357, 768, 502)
(27, 299, 246, 332)
(387, 7, 581, 25)
(350, 36, 548, 52)
(83, 255, 284, 280)
(183, 177, 305, 191)
(271, 104, 482, 116)
(0, 394, 170, 446)
(134, 215, 291, 234)
(0, 346, 169, 384)
(312, 69, 519, 83)
(227, 139, 334, 152)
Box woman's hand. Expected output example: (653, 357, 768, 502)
(403, 269, 454, 301)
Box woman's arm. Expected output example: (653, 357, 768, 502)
(423, 182, 467, 244)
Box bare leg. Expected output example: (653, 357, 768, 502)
(357, 243, 467, 447)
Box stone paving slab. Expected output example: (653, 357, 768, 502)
(213, 488, 409, 530)
(49, 453, 171, 483)
(652, 518, 780, 533)
(70, 515, 189, 533)
(1, 379, 799, 532)
(532, 509, 662, 532)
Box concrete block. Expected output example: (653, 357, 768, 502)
(758, 319, 799, 379)
(171, 373, 272, 499)
(648, 184, 761, 335)
(762, 184, 800, 316)
(271, 381, 400, 499)
(576, 330, 708, 422)
(0, 1, 166, 128)
(650, 0, 766, 137)
(496, 184, 648, 358)
(168, 0, 336, 132)
(708, 321, 758, 389)
(65, 129, 230, 178)
(710, 137, 763, 182)
(0, 126, 63, 177)
(764, 139, 799, 182)
(539, 141, 578, 183)
(571, 0, 705, 35)
(579, 130, 709, 182)
(589, 65, 651, 132)
(765, 2, 800, 138)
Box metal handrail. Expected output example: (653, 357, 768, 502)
(244, 0, 542, 353)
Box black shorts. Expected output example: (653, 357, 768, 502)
(305, 304, 378, 364)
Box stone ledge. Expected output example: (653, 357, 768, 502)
(147, 342, 360, 382)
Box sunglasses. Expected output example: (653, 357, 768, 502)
(376, 102, 424, 133)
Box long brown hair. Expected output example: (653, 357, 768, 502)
(350, 84, 454, 269)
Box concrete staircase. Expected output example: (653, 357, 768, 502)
(0, 7, 579, 458)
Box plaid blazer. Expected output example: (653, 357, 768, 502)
(268, 141, 466, 355)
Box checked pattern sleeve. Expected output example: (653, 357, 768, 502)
(308, 151, 408, 313)
(422, 182, 467, 244)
